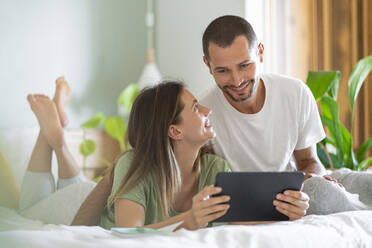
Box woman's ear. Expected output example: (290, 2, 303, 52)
(168, 125, 183, 140)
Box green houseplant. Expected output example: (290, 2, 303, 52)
(306, 55, 372, 171)
(79, 83, 139, 180)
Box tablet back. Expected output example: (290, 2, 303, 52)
(213, 172, 305, 222)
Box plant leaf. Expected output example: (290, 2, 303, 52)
(104, 116, 126, 152)
(93, 176, 103, 183)
(327, 72, 341, 101)
(320, 96, 345, 164)
(356, 137, 372, 163)
(356, 156, 372, 171)
(340, 124, 357, 169)
(79, 139, 96, 158)
(117, 83, 140, 112)
(306, 71, 341, 101)
(320, 96, 339, 123)
(323, 136, 336, 147)
(329, 153, 343, 169)
(81, 112, 105, 129)
(320, 115, 344, 166)
(317, 143, 330, 168)
(348, 55, 372, 122)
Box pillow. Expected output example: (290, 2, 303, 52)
(0, 152, 19, 209)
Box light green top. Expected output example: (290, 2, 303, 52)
(98, 151, 232, 229)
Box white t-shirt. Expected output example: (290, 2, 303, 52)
(200, 73, 326, 172)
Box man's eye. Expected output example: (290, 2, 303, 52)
(241, 63, 250, 68)
(216, 69, 226, 73)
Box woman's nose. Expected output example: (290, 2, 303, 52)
(201, 105, 211, 116)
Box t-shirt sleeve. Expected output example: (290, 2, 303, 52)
(112, 153, 147, 209)
(295, 84, 326, 150)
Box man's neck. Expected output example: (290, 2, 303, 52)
(224, 79, 266, 114)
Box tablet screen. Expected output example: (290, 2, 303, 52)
(213, 171, 305, 222)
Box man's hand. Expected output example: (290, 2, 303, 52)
(273, 190, 309, 220)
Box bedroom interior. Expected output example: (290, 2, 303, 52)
(1, 0, 372, 247)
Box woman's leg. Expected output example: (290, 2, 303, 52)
(19, 94, 61, 211)
(20, 77, 82, 211)
(50, 77, 85, 189)
(330, 168, 372, 207)
(302, 176, 370, 215)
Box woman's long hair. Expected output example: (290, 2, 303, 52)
(108, 81, 202, 217)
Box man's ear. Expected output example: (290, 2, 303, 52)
(203, 56, 213, 75)
(168, 125, 183, 141)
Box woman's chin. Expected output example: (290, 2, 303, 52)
(205, 129, 216, 140)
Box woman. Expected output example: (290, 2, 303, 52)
(20, 77, 309, 230)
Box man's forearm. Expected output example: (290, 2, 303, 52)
(294, 145, 326, 178)
(71, 173, 112, 226)
(297, 158, 326, 176)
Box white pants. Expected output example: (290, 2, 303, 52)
(18, 171, 96, 225)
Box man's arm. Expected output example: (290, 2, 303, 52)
(293, 145, 326, 178)
(71, 173, 112, 226)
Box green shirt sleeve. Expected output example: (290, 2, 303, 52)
(111, 152, 147, 210)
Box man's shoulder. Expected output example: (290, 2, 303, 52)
(263, 73, 304, 88)
(263, 73, 310, 99)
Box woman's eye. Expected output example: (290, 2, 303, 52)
(193, 104, 199, 112)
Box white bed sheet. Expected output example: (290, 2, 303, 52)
(1, 207, 372, 248)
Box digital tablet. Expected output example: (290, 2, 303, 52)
(213, 171, 305, 222)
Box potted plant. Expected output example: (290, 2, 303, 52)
(79, 83, 139, 181)
(306, 55, 372, 171)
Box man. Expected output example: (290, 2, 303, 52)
(200, 15, 370, 214)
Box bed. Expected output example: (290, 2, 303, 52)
(1, 128, 372, 248)
(1, 206, 372, 248)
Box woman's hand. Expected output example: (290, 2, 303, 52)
(183, 185, 230, 230)
(273, 189, 309, 220)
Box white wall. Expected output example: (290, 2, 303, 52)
(0, 0, 146, 128)
(156, 0, 246, 97)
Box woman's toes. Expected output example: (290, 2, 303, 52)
(27, 94, 35, 103)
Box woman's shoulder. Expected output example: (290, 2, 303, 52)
(114, 150, 135, 175)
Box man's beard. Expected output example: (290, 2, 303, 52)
(218, 78, 259, 102)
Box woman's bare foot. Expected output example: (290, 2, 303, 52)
(27, 94, 64, 149)
(53, 76, 72, 128)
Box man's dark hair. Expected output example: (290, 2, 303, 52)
(202, 15, 257, 61)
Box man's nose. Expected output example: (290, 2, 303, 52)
(231, 70, 243, 87)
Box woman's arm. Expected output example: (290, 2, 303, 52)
(114, 185, 230, 231)
(71, 173, 112, 226)
(114, 198, 188, 229)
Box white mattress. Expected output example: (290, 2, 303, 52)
(1, 207, 372, 248)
